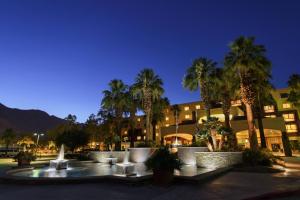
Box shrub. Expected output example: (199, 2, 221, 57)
(145, 147, 182, 171)
(135, 141, 155, 148)
(242, 148, 278, 166)
(14, 151, 36, 166)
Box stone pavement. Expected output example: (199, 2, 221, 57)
(0, 170, 299, 200)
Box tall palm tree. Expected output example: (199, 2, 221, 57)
(101, 79, 128, 150)
(287, 74, 300, 108)
(132, 69, 164, 142)
(126, 86, 141, 147)
(212, 67, 239, 149)
(183, 57, 217, 118)
(151, 97, 170, 141)
(253, 78, 275, 148)
(225, 36, 271, 150)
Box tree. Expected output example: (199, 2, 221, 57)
(225, 36, 271, 150)
(101, 79, 128, 150)
(84, 114, 101, 149)
(287, 74, 300, 108)
(211, 67, 238, 149)
(253, 79, 275, 148)
(1, 128, 16, 155)
(126, 86, 141, 147)
(132, 69, 164, 142)
(183, 57, 217, 118)
(55, 129, 90, 152)
(151, 97, 170, 141)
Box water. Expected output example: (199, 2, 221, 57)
(57, 144, 65, 161)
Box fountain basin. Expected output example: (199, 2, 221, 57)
(129, 148, 156, 163)
(116, 163, 135, 175)
(49, 160, 69, 170)
(90, 151, 125, 163)
(177, 147, 209, 165)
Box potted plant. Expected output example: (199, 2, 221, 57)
(14, 151, 36, 167)
(145, 147, 182, 185)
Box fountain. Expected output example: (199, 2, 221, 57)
(105, 149, 118, 165)
(49, 144, 69, 170)
(116, 148, 135, 175)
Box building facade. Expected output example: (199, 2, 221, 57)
(121, 88, 300, 153)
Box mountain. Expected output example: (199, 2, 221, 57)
(0, 103, 66, 134)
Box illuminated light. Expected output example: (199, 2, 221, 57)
(165, 124, 170, 127)
(143, 129, 146, 133)
(283, 113, 295, 122)
(195, 105, 201, 109)
(185, 114, 190, 119)
(286, 124, 298, 133)
(124, 131, 128, 134)
(165, 117, 169, 121)
(283, 103, 291, 109)
(137, 136, 141, 140)
(264, 105, 275, 113)
(184, 106, 189, 111)
(137, 118, 141, 122)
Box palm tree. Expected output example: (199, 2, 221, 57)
(101, 79, 128, 150)
(287, 74, 300, 108)
(183, 57, 217, 118)
(225, 36, 271, 150)
(126, 86, 141, 147)
(1, 128, 16, 155)
(212, 67, 238, 149)
(132, 69, 164, 142)
(151, 97, 170, 141)
(253, 79, 275, 148)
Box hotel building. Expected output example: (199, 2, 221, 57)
(120, 88, 300, 153)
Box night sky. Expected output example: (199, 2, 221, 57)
(0, 0, 299, 122)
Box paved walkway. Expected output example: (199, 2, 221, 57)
(0, 171, 299, 200)
(1, 158, 300, 200)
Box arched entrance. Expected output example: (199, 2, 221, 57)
(164, 133, 193, 146)
(236, 129, 283, 152)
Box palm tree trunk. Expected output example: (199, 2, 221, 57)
(145, 110, 151, 142)
(257, 112, 267, 148)
(245, 103, 259, 150)
(152, 121, 157, 141)
(257, 93, 267, 148)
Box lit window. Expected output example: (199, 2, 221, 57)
(185, 114, 190, 119)
(231, 100, 242, 106)
(137, 136, 141, 140)
(264, 105, 275, 113)
(124, 131, 128, 134)
(184, 106, 189, 111)
(143, 129, 146, 133)
(283, 113, 295, 122)
(137, 118, 141, 122)
(165, 124, 170, 127)
(283, 103, 291, 109)
(195, 105, 201, 110)
(155, 125, 159, 129)
(165, 117, 169, 121)
(265, 115, 276, 118)
(286, 124, 298, 133)
(155, 133, 159, 136)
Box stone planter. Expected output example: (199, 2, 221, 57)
(90, 151, 125, 163)
(177, 147, 209, 165)
(195, 152, 242, 169)
(129, 148, 156, 163)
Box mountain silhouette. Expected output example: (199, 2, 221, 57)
(0, 103, 65, 134)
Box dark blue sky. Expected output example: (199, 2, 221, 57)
(0, 0, 299, 122)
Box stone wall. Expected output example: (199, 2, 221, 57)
(177, 147, 209, 165)
(195, 152, 242, 169)
(90, 151, 125, 163)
